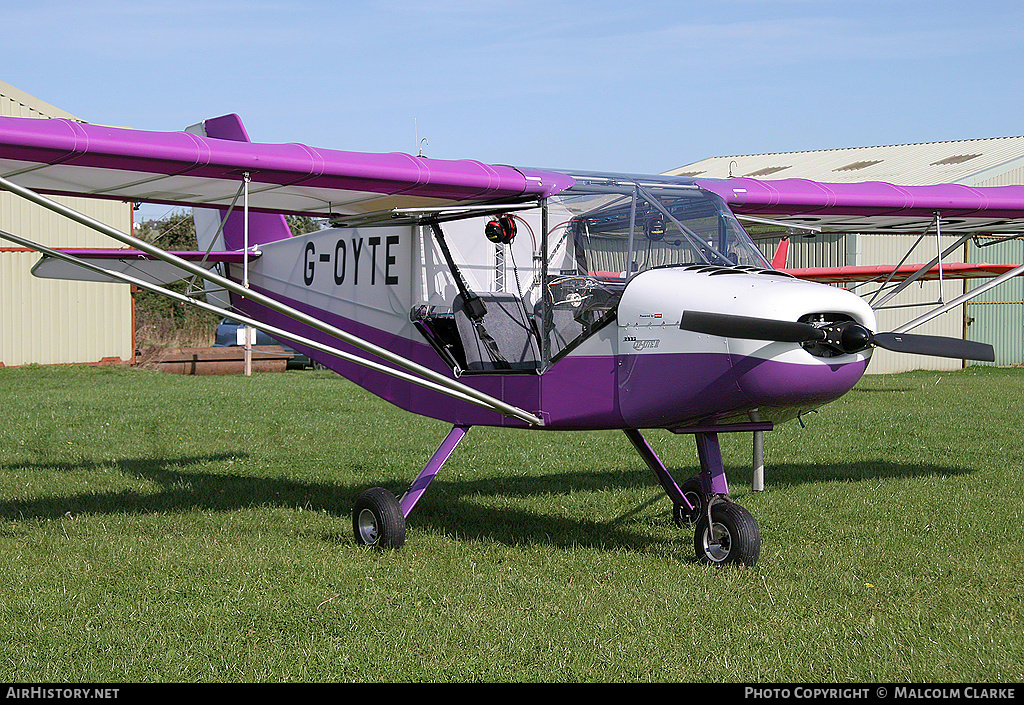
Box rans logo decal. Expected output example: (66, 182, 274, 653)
(623, 336, 661, 351)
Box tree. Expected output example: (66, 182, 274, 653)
(286, 215, 323, 236)
(132, 210, 325, 348)
(133, 211, 206, 337)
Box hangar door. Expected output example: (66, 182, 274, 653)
(967, 237, 1024, 366)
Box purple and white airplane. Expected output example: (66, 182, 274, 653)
(1, 113, 1020, 565)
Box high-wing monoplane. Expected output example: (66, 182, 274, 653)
(2, 113, 1022, 566)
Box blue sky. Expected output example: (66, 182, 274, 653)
(5, 1, 1024, 199)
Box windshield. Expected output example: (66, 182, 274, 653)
(550, 173, 769, 277)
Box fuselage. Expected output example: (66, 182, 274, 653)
(214, 172, 876, 432)
(231, 241, 873, 431)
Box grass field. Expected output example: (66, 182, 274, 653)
(0, 363, 1021, 682)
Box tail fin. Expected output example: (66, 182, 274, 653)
(771, 236, 790, 269)
(186, 114, 293, 252)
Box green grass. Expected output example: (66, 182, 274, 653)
(0, 364, 1021, 682)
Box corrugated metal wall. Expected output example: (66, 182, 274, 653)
(0, 82, 134, 367)
(860, 233, 966, 374)
(753, 231, 849, 270)
(955, 157, 1024, 366)
(967, 237, 1023, 366)
(756, 230, 966, 374)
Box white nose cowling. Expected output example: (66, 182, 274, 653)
(615, 266, 876, 428)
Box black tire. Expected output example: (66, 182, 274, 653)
(694, 501, 761, 566)
(672, 477, 704, 527)
(352, 487, 406, 549)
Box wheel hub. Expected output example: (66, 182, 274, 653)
(703, 522, 733, 562)
(356, 508, 380, 544)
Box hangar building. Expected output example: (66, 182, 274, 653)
(0, 81, 134, 367)
(667, 140, 1024, 373)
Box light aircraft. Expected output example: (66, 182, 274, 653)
(2, 113, 1022, 566)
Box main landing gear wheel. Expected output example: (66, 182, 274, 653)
(672, 477, 704, 527)
(352, 487, 406, 549)
(694, 501, 761, 567)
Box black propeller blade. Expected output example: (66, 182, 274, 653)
(680, 311, 995, 362)
(679, 311, 825, 344)
(871, 331, 995, 361)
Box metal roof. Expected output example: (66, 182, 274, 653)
(0, 79, 80, 121)
(665, 136, 1024, 187)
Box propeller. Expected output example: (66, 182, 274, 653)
(679, 310, 995, 362)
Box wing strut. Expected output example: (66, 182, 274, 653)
(849, 211, 1024, 334)
(0, 227, 537, 419)
(869, 214, 972, 309)
(893, 260, 1024, 334)
(0, 175, 544, 426)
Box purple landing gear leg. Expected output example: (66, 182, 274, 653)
(352, 425, 471, 549)
(624, 429, 761, 567)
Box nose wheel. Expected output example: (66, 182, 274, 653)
(694, 499, 761, 566)
(625, 428, 764, 567)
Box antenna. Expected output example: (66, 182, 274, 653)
(415, 119, 428, 157)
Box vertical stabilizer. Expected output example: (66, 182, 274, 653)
(186, 114, 294, 252)
(771, 236, 790, 269)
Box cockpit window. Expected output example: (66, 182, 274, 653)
(411, 171, 772, 373)
(551, 173, 769, 277)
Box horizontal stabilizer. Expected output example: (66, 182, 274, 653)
(31, 249, 258, 285)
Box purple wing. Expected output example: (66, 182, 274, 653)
(697, 177, 1024, 233)
(0, 114, 575, 217)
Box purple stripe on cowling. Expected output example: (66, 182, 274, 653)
(617, 350, 867, 429)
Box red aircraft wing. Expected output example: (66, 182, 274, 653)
(786, 261, 1019, 284)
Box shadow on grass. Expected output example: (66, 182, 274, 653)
(0, 445, 976, 555)
(743, 459, 973, 488)
(847, 386, 919, 393)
